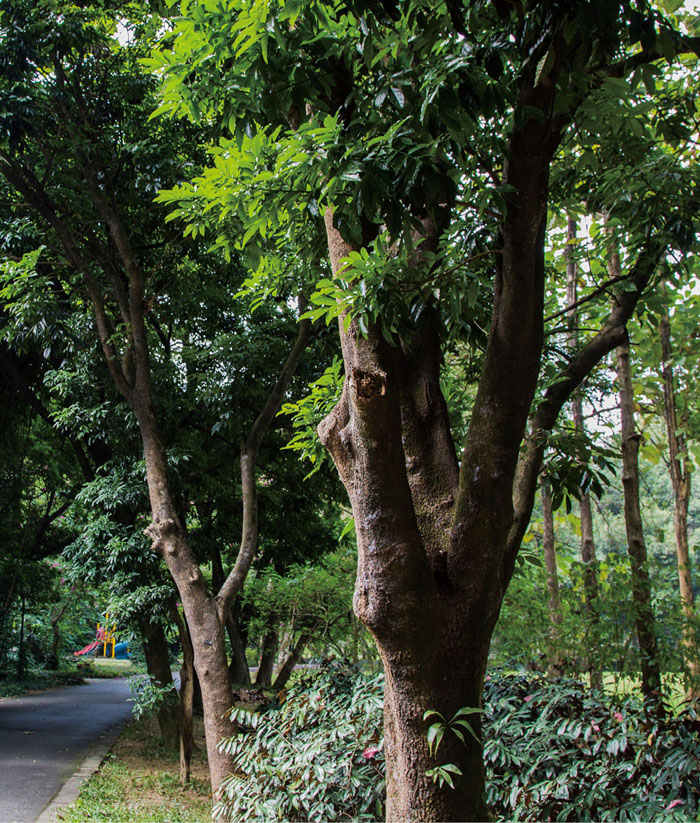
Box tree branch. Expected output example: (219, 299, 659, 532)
(215, 299, 312, 623)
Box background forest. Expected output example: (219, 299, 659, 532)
(1, 0, 700, 821)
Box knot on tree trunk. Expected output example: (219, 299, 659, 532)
(351, 368, 386, 400)
(145, 517, 179, 555)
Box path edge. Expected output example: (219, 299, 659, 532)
(35, 718, 130, 823)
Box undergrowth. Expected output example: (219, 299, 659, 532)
(215, 664, 700, 822)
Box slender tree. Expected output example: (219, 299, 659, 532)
(566, 216, 603, 690)
(659, 309, 700, 699)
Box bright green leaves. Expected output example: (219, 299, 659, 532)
(424, 705, 484, 789)
(279, 357, 343, 474)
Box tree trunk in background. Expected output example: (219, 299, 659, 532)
(566, 215, 603, 691)
(142, 620, 180, 750)
(172, 606, 195, 784)
(211, 547, 251, 685)
(615, 337, 664, 708)
(255, 628, 278, 688)
(541, 476, 563, 677)
(659, 313, 700, 700)
(227, 610, 251, 686)
(273, 631, 313, 690)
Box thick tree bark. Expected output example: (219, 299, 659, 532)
(141, 620, 180, 750)
(255, 628, 278, 688)
(615, 337, 664, 708)
(659, 313, 700, 699)
(540, 477, 563, 678)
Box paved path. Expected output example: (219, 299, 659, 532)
(0, 678, 134, 823)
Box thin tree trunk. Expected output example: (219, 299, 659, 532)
(566, 215, 603, 690)
(172, 605, 195, 784)
(141, 620, 180, 750)
(540, 476, 563, 677)
(255, 628, 278, 688)
(615, 337, 664, 708)
(211, 547, 251, 685)
(659, 312, 700, 699)
(272, 631, 313, 690)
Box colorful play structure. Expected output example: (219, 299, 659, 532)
(74, 615, 130, 659)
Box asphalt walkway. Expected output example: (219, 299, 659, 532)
(0, 678, 134, 823)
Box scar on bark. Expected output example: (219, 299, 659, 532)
(145, 518, 179, 555)
(351, 368, 387, 399)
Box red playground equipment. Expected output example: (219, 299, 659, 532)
(74, 617, 117, 658)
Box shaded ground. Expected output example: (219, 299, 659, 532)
(0, 677, 134, 823)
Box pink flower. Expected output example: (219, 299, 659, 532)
(665, 800, 683, 811)
(362, 746, 379, 760)
(524, 695, 533, 703)
(613, 712, 624, 722)
(591, 722, 600, 732)
(485, 675, 491, 681)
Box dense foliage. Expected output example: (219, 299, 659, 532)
(216, 665, 700, 822)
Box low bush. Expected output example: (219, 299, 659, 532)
(215, 662, 384, 821)
(484, 673, 700, 821)
(215, 664, 700, 822)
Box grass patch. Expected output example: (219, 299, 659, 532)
(57, 715, 212, 823)
(78, 658, 147, 678)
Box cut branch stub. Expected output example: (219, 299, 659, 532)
(352, 368, 387, 401)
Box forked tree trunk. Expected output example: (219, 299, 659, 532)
(566, 216, 603, 690)
(615, 337, 664, 708)
(659, 313, 700, 699)
(540, 476, 564, 678)
(137, 407, 236, 790)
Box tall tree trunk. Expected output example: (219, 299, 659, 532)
(172, 605, 195, 784)
(139, 410, 236, 791)
(255, 628, 278, 688)
(141, 620, 180, 750)
(272, 631, 313, 690)
(659, 312, 700, 699)
(615, 337, 664, 708)
(540, 476, 563, 678)
(566, 216, 603, 690)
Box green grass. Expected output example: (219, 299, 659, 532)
(78, 658, 147, 678)
(57, 715, 211, 823)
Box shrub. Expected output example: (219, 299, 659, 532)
(215, 665, 700, 822)
(484, 673, 700, 821)
(215, 662, 384, 821)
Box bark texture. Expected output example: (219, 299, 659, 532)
(660, 313, 700, 699)
(615, 338, 664, 707)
